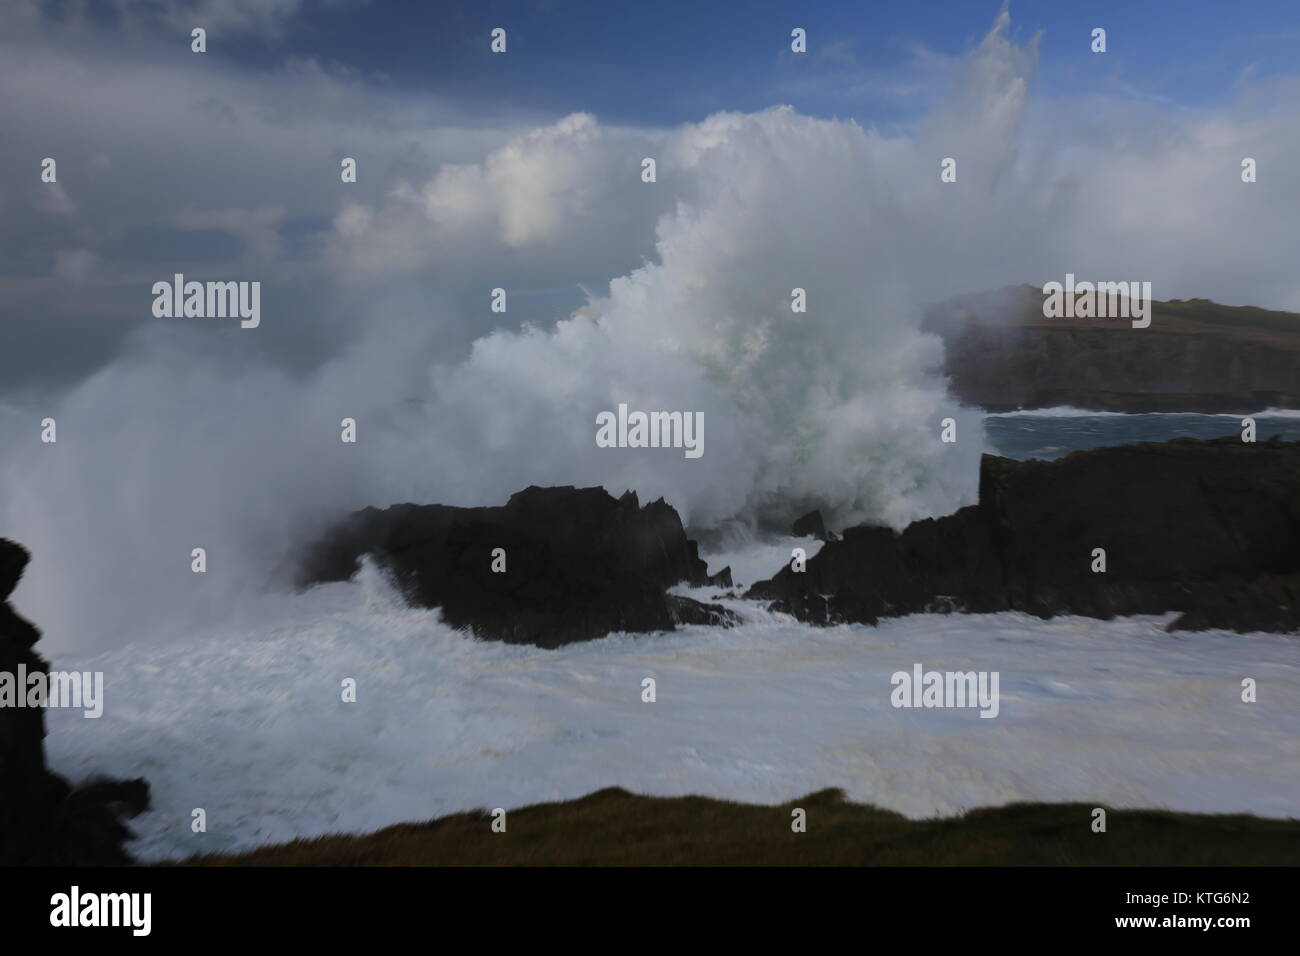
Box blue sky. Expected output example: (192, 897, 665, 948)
(56, 0, 1300, 125)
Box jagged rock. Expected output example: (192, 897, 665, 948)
(0, 538, 149, 865)
(706, 566, 734, 588)
(791, 510, 832, 542)
(299, 485, 736, 647)
(748, 438, 1300, 634)
(668, 595, 738, 628)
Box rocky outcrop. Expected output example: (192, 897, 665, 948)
(791, 510, 834, 542)
(926, 286, 1300, 413)
(748, 437, 1300, 634)
(0, 538, 149, 865)
(299, 486, 737, 647)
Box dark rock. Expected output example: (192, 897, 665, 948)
(667, 595, 739, 628)
(706, 566, 733, 588)
(299, 485, 735, 647)
(791, 509, 833, 542)
(0, 538, 150, 865)
(1168, 572, 1300, 634)
(748, 438, 1300, 634)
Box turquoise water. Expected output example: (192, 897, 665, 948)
(983, 409, 1300, 460)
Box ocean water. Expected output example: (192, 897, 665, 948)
(985, 408, 1300, 460)
(42, 410, 1300, 860)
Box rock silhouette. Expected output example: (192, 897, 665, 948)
(749, 437, 1300, 634)
(300, 485, 736, 647)
(0, 538, 149, 865)
(791, 509, 834, 542)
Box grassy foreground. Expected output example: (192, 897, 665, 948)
(181, 787, 1300, 866)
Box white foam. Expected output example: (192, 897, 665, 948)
(44, 566, 1300, 861)
(690, 529, 825, 590)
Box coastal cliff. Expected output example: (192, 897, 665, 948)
(926, 286, 1300, 413)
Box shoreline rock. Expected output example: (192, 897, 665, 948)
(747, 437, 1300, 634)
(299, 485, 736, 648)
(0, 538, 149, 866)
(791, 509, 835, 542)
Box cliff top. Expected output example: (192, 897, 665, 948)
(926, 284, 1300, 353)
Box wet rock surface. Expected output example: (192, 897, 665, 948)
(748, 438, 1300, 634)
(300, 485, 737, 647)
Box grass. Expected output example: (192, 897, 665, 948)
(998, 284, 1300, 351)
(179, 787, 1300, 866)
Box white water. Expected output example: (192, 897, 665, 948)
(44, 549, 1300, 862)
